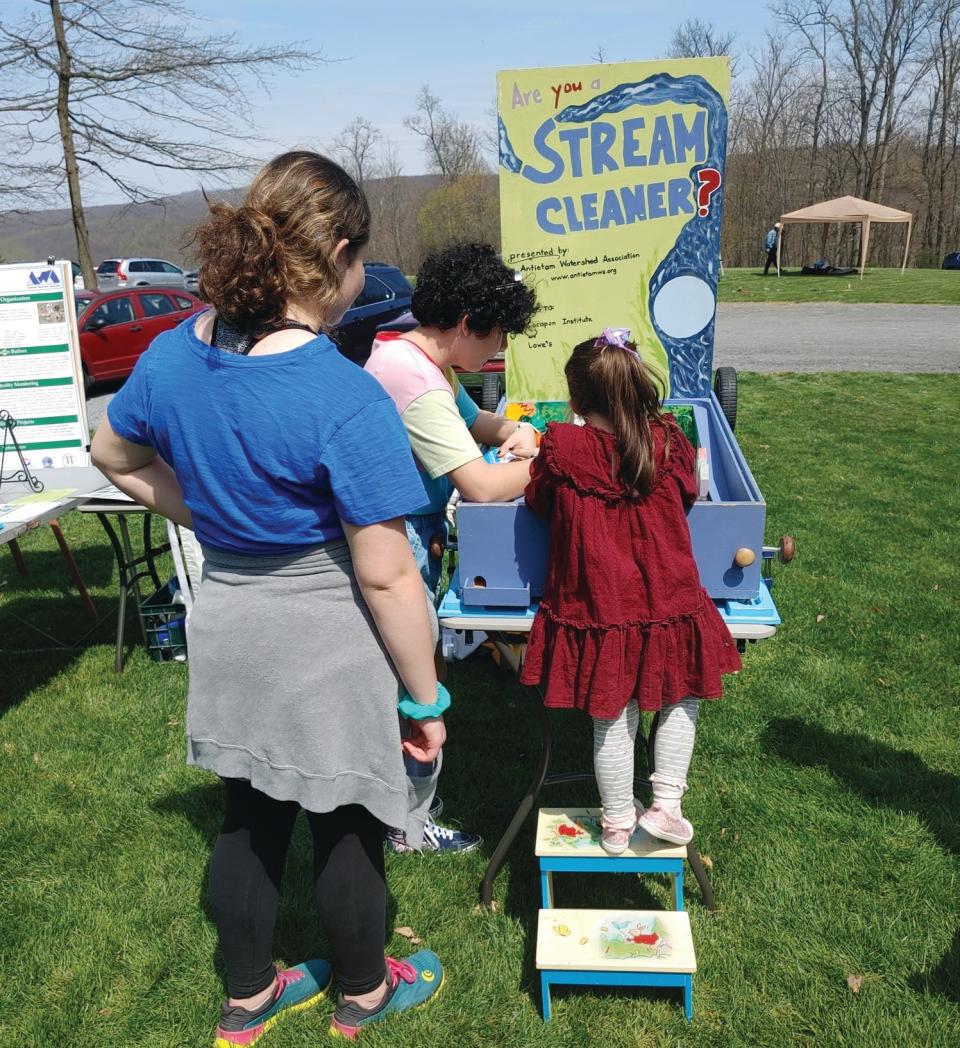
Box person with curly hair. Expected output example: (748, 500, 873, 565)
(91, 151, 445, 1044)
(365, 242, 540, 855)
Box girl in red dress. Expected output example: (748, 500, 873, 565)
(519, 329, 741, 855)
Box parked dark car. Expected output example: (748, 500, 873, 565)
(334, 263, 413, 365)
(943, 252, 960, 270)
(75, 287, 205, 393)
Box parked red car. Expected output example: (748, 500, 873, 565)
(75, 287, 205, 393)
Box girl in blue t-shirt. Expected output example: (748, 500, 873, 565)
(92, 152, 445, 1043)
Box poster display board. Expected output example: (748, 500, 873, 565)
(0, 260, 89, 468)
(497, 58, 730, 403)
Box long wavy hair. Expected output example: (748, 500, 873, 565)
(189, 151, 370, 334)
(565, 336, 668, 496)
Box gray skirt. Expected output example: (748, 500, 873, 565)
(185, 540, 409, 829)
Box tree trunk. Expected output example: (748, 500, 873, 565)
(50, 0, 95, 289)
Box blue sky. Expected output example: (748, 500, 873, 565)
(85, 0, 775, 202)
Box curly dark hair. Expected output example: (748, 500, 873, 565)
(411, 243, 538, 336)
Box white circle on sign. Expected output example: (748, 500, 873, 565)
(652, 275, 715, 339)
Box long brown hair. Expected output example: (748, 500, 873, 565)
(189, 151, 370, 334)
(565, 335, 668, 495)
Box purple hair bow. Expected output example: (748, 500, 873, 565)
(595, 328, 634, 352)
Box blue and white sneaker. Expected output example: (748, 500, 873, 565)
(422, 817, 482, 853)
(384, 797, 444, 852)
(386, 815, 482, 855)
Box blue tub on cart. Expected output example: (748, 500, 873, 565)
(456, 392, 765, 608)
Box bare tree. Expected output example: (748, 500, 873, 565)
(0, 0, 319, 286)
(364, 140, 428, 275)
(917, 0, 960, 259)
(775, 0, 937, 200)
(404, 85, 486, 182)
(667, 18, 739, 72)
(330, 117, 381, 191)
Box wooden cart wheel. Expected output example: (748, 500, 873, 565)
(778, 535, 796, 563)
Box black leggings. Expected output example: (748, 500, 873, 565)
(208, 778, 388, 999)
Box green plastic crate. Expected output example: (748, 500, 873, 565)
(138, 587, 187, 663)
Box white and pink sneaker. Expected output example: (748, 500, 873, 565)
(599, 801, 646, 856)
(638, 802, 694, 845)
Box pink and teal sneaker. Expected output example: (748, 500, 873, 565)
(214, 959, 332, 1047)
(329, 951, 443, 1039)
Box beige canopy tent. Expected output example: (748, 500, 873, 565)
(776, 195, 913, 278)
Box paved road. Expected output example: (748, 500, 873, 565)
(85, 302, 959, 428)
(715, 302, 959, 373)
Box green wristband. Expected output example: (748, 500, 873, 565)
(398, 682, 452, 720)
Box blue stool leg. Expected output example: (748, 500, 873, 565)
(675, 867, 684, 911)
(540, 972, 552, 1021)
(540, 869, 553, 908)
(684, 975, 693, 1021)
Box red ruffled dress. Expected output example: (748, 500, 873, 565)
(519, 417, 742, 718)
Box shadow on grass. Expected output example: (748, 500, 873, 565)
(762, 716, 960, 1004)
(2, 541, 117, 588)
(0, 594, 121, 711)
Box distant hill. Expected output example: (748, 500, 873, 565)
(0, 174, 443, 269)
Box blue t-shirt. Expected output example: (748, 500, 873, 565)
(107, 317, 428, 554)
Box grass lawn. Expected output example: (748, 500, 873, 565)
(2, 372, 958, 1046)
(718, 266, 960, 306)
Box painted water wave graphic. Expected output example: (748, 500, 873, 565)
(498, 115, 522, 174)
(502, 73, 726, 398)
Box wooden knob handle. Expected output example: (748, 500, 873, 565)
(734, 547, 757, 567)
(779, 536, 796, 563)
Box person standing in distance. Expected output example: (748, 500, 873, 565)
(763, 221, 782, 276)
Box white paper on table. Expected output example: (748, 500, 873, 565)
(0, 500, 63, 523)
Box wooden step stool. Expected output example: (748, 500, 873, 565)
(536, 908, 696, 1020)
(536, 808, 687, 911)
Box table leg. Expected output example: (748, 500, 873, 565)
(95, 513, 128, 672)
(49, 519, 97, 620)
(118, 516, 148, 645)
(114, 576, 128, 674)
(96, 512, 142, 673)
(8, 539, 28, 576)
(141, 512, 163, 591)
(685, 845, 716, 911)
(480, 684, 552, 908)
